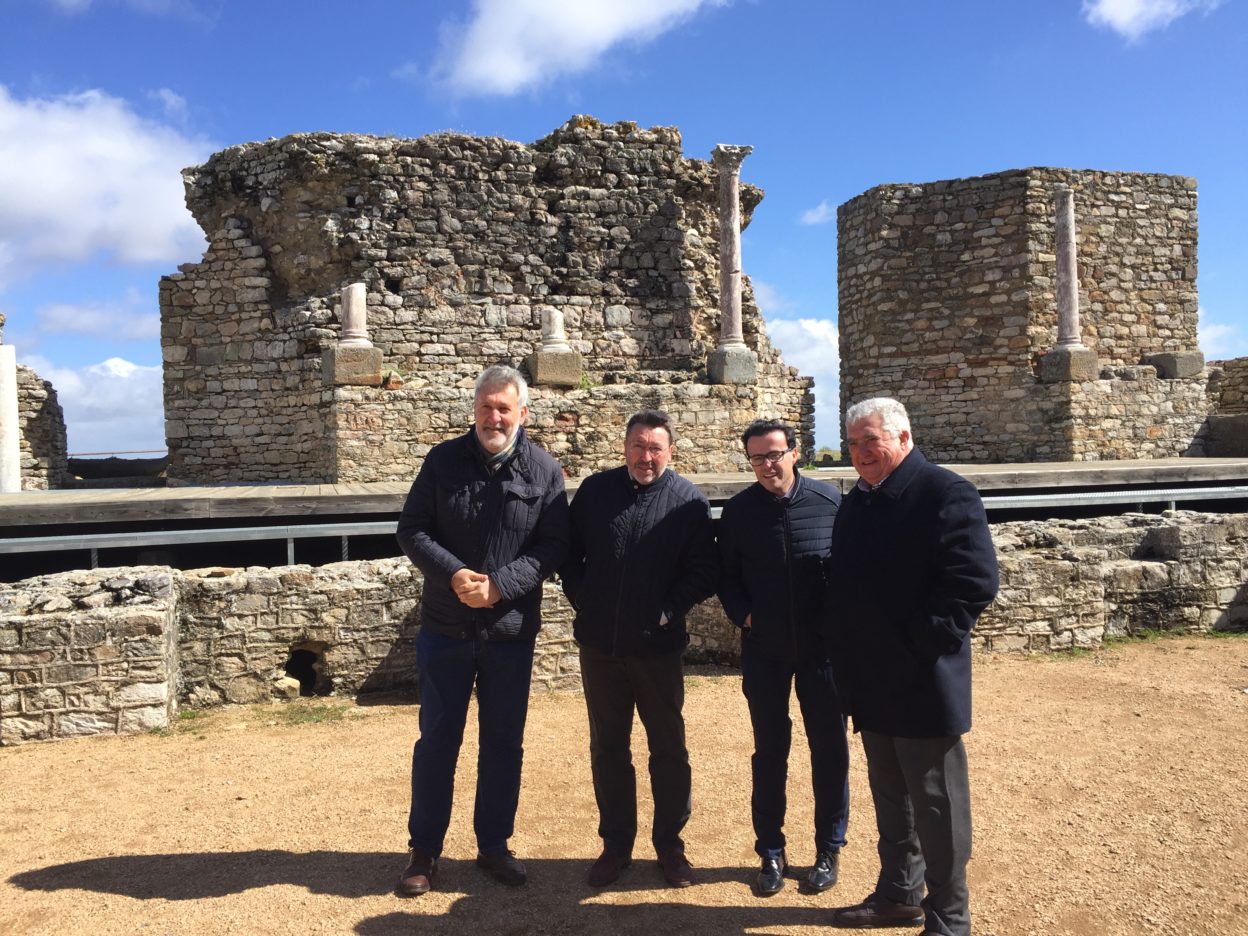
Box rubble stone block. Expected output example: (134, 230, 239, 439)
(1142, 350, 1204, 379)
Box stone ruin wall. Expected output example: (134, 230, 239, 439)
(0, 313, 68, 491)
(161, 117, 812, 483)
(3, 510, 1245, 744)
(837, 168, 1206, 460)
(1210, 358, 1248, 415)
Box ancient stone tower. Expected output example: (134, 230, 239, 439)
(837, 168, 1207, 461)
(160, 116, 813, 483)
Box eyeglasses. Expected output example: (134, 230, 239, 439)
(746, 448, 793, 467)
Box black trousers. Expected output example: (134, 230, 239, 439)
(579, 643, 691, 856)
(860, 730, 972, 936)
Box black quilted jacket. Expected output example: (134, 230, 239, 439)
(717, 471, 841, 662)
(396, 426, 570, 642)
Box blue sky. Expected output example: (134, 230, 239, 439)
(1, 0, 1244, 454)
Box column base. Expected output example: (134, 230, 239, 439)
(1039, 346, 1099, 383)
(707, 346, 758, 385)
(322, 346, 383, 386)
(525, 349, 583, 388)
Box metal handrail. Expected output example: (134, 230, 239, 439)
(1, 486, 1245, 568)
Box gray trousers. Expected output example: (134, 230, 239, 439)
(860, 730, 972, 936)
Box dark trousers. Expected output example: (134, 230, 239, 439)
(579, 643, 691, 856)
(860, 730, 972, 936)
(741, 641, 850, 859)
(407, 629, 535, 857)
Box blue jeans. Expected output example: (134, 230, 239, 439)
(740, 640, 850, 859)
(407, 629, 535, 856)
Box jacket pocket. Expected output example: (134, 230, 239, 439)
(500, 483, 541, 532)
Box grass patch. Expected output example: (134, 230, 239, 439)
(263, 702, 350, 727)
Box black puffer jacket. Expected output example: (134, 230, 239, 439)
(396, 426, 570, 641)
(717, 471, 840, 662)
(562, 466, 719, 658)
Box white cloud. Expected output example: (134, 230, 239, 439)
(0, 85, 212, 290)
(19, 353, 165, 455)
(1082, 0, 1223, 41)
(148, 87, 188, 123)
(36, 289, 159, 342)
(1198, 304, 1247, 361)
(750, 279, 792, 317)
(799, 199, 834, 226)
(427, 0, 730, 96)
(47, 0, 200, 15)
(764, 315, 841, 450)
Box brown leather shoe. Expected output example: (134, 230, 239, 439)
(832, 894, 924, 928)
(396, 847, 437, 897)
(656, 849, 695, 888)
(586, 848, 632, 887)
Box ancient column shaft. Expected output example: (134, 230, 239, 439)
(712, 144, 753, 348)
(340, 282, 373, 348)
(1054, 185, 1084, 349)
(0, 345, 20, 493)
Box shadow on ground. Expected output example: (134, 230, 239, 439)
(10, 852, 841, 933)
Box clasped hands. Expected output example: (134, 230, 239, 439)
(451, 568, 502, 608)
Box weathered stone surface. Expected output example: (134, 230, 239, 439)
(322, 345, 383, 387)
(1206, 414, 1248, 457)
(838, 168, 1209, 461)
(707, 346, 759, 385)
(160, 117, 810, 484)
(525, 349, 583, 388)
(1144, 350, 1204, 380)
(2, 508, 1245, 744)
(10, 347, 68, 491)
(1039, 346, 1100, 383)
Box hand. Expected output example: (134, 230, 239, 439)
(743, 613, 752, 629)
(452, 569, 500, 608)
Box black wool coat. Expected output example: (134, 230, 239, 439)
(396, 426, 570, 642)
(717, 471, 841, 663)
(827, 449, 998, 737)
(561, 465, 719, 658)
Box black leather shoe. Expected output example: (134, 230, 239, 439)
(656, 849, 695, 887)
(755, 852, 787, 896)
(832, 894, 924, 928)
(396, 847, 437, 896)
(586, 848, 632, 887)
(804, 848, 839, 892)
(476, 849, 527, 886)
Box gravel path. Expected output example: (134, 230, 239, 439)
(2, 636, 1246, 936)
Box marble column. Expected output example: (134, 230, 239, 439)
(1054, 185, 1084, 349)
(0, 345, 20, 493)
(339, 282, 373, 348)
(708, 144, 758, 384)
(1039, 185, 1099, 383)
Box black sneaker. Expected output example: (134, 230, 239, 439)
(804, 849, 839, 892)
(476, 848, 527, 886)
(755, 852, 787, 896)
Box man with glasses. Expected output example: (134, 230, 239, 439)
(561, 409, 719, 889)
(717, 419, 849, 897)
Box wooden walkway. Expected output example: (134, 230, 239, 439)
(3, 458, 1248, 528)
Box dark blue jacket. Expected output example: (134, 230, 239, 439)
(717, 471, 840, 663)
(396, 426, 570, 642)
(561, 466, 719, 658)
(827, 449, 998, 737)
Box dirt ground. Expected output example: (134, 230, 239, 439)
(2, 636, 1247, 936)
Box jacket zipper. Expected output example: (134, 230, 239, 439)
(612, 481, 643, 656)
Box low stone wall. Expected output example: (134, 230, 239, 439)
(3, 511, 1245, 744)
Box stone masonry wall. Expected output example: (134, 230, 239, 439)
(16, 364, 68, 490)
(1210, 358, 1248, 415)
(3, 511, 1245, 744)
(162, 117, 812, 483)
(837, 168, 1205, 460)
